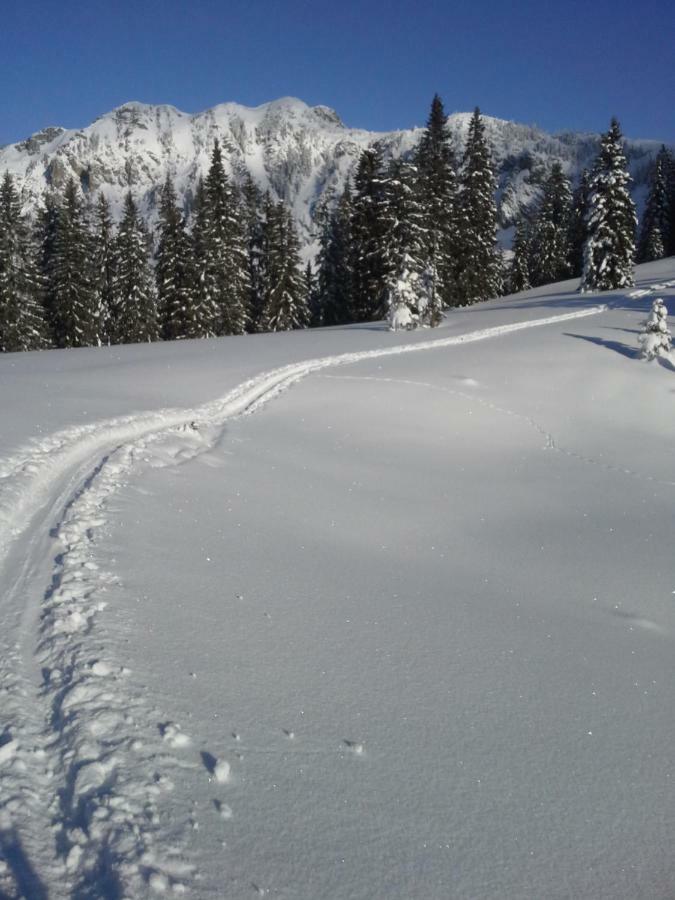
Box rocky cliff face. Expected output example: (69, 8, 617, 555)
(0, 97, 665, 255)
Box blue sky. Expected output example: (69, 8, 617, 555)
(2, 0, 673, 145)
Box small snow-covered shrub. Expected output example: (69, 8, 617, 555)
(638, 298, 672, 360)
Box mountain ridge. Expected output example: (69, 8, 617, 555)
(1, 97, 668, 257)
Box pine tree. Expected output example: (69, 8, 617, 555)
(637, 147, 670, 263)
(316, 182, 354, 326)
(304, 261, 321, 327)
(90, 193, 115, 344)
(0, 172, 48, 352)
(666, 149, 675, 256)
(350, 145, 389, 322)
(240, 174, 265, 332)
(156, 175, 206, 340)
(259, 201, 309, 331)
(203, 139, 249, 335)
(111, 192, 159, 344)
(414, 94, 458, 307)
(509, 217, 531, 293)
(580, 118, 637, 292)
(638, 298, 671, 360)
(568, 169, 591, 278)
(382, 158, 441, 327)
(46, 178, 99, 347)
(456, 108, 502, 304)
(528, 162, 572, 286)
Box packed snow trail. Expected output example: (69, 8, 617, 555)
(0, 304, 606, 898)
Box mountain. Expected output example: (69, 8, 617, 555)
(0, 96, 667, 256)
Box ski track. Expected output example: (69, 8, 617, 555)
(0, 305, 607, 898)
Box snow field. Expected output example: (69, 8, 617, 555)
(0, 263, 673, 897)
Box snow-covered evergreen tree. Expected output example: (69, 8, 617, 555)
(579, 119, 636, 292)
(385, 254, 435, 331)
(455, 108, 502, 305)
(637, 147, 670, 263)
(350, 145, 390, 322)
(240, 174, 265, 332)
(316, 182, 354, 326)
(414, 94, 458, 306)
(509, 217, 531, 293)
(111, 192, 159, 344)
(568, 169, 591, 278)
(666, 149, 675, 257)
(382, 157, 442, 328)
(304, 261, 321, 327)
(203, 139, 249, 335)
(259, 200, 309, 332)
(90, 193, 115, 344)
(638, 298, 671, 360)
(45, 178, 99, 347)
(156, 175, 205, 340)
(0, 172, 48, 352)
(528, 162, 572, 286)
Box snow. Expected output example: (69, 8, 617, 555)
(1, 259, 675, 897)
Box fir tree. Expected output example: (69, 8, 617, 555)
(568, 169, 591, 278)
(304, 261, 321, 327)
(111, 192, 159, 344)
(203, 139, 249, 335)
(46, 178, 99, 347)
(0, 172, 48, 351)
(414, 94, 458, 306)
(509, 217, 531, 293)
(456, 108, 502, 304)
(350, 145, 389, 322)
(382, 158, 441, 327)
(580, 118, 636, 292)
(156, 175, 205, 340)
(638, 298, 671, 360)
(259, 201, 309, 332)
(316, 182, 354, 326)
(637, 147, 670, 263)
(528, 162, 572, 286)
(240, 174, 265, 332)
(90, 193, 115, 344)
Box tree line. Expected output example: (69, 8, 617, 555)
(1, 98, 674, 353)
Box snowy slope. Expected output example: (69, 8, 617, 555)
(1, 260, 675, 897)
(0, 98, 668, 254)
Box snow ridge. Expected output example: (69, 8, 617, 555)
(0, 303, 606, 897)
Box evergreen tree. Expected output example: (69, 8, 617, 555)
(111, 192, 159, 344)
(414, 94, 458, 306)
(240, 174, 265, 332)
(316, 182, 354, 326)
(350, 145, 389, 322)
(91, 193, 115, 344)
(156, 175, 206, 340)
(382, 157, 441, 327)
(46, 178, 99, 347)
(203, 139, 249, 335)
(528, 162, 572, 286)
(259, 200, 309, 331)
(638, 297, 671, 360)
(0, 172, 48, 351)
(304, 261, 321, 327)
(580, 118, 637, 292)
(666, 149, 675, 256)
(509, 217, 531, 293)
(637, 147, 670, 263)
(456, 108, 502, 304)
(190, 176, 220, 336)
(568, 169, 591, 278)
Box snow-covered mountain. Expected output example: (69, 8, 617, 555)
(0, 96, 667, 253)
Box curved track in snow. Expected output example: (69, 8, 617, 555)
(0, 305, 606, 898)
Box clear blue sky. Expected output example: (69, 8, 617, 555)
(2, 0, 673, 145)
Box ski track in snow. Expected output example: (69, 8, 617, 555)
(0, 305, 608, 897)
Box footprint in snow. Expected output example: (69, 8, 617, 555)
(343, 739, 365, 755)
(159, 722, 191, 748)
(201, 750, 231, 783)
(213, 799, 233, 820)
